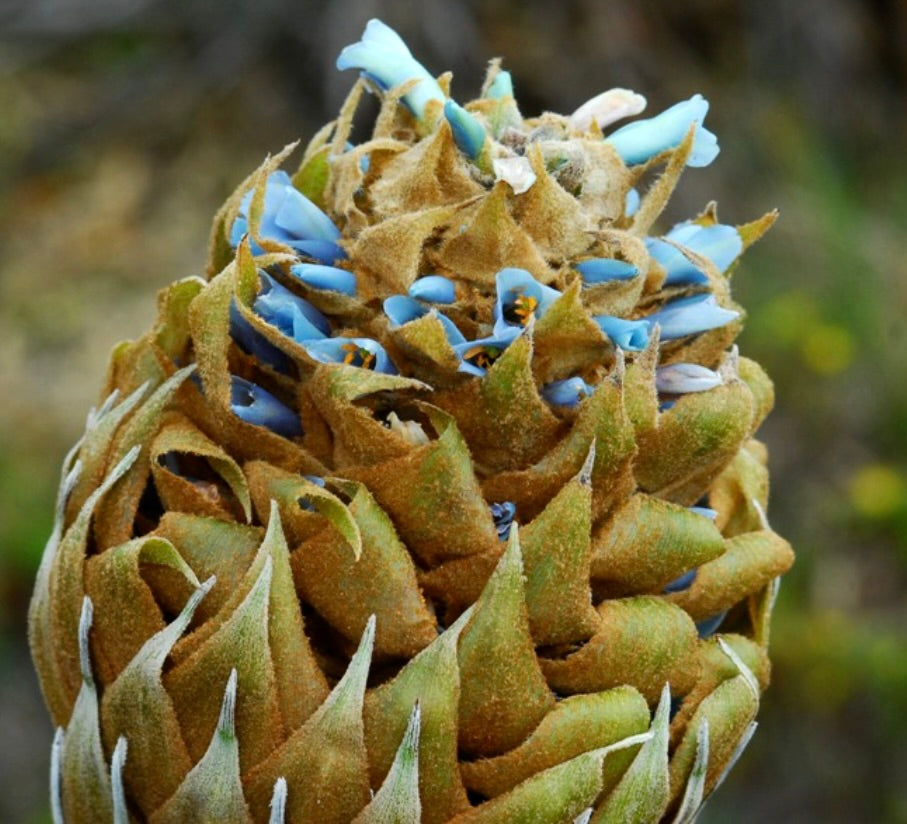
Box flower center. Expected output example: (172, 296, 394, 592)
(341, 343, 377, 369)
(504, 291, 538, 326)
(463, 345, 503, 371)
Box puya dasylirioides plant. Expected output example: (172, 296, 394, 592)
(30, 18, 794, 824)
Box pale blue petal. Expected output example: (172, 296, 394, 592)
(645, 294, 739, 340)
(593, 316, 650, 351)
(574, 258, 639, 285)
(665, 222, 743, 273)
(645, 237, 708, 285)
(444, 100, 487, 160)
(336, 19, 445, 118)
(409, 275, 456, 304)
(655, 363, 722, 394)
(303, 337, 396, 374)
(605, 94, 719, 168)
(290, 263, 357, 296)
(230, 376, 301, 437)
(493, 268, 561, 335)
(290, 239, 348, 265)
(541, 377, 596, 408)
(625, 187, 640, 217)
(273, 177, 341, 242)
(485, 70, 514, 99)
(383, 295, 465, 344)
(690, 506, 719, 520)
(229, 302, 293, 373)
(254, 273, 330, 341)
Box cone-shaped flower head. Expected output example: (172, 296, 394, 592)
(30, 17, 791, 824)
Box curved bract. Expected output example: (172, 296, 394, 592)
(30, 18, 791, 824)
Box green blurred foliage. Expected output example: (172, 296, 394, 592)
(1, 1, 905, 821)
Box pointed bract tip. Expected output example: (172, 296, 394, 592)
(579, 439, 596, 485)
(218, 668, 239, 739)
(78, 596, 94, 686)
(112, 737, 129, 824)
(269, 777, 288, 824)
(50, 728, 64, 824)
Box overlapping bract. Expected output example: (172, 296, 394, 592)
(31, 18, 791, 824)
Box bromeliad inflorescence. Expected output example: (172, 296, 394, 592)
(30, 16, 791, 824)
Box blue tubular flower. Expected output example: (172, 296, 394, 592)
(493, 268, 562, 336)
(485, 70, 514, 99)
(230, 376, 302, 438)
(408, 274, 456, 304)
(645, 294, 739, 340)
(254, 273, 330, 341)
(696, 611, 728, 639)
(490, 501, 516, 540)
(574, 258, 639, 286)
(541, 377, 596, 408)
(453, 327, 522, 376)
(665, 222, 743, 273)
(624, 187, 640, 217)
(690, 505, 719, 520)
(604, 94, 719, 168)
(663, 569, 697, 594)
(230, 171, 344, 263)
(444, 100, 487, 160)
(645, 238, 708, 285)
(229, 302, 293, 373)
(593, 316, 650, 351)
(655, 363, 723, 394)
(303, 337, 397, 374)
(383, 295, 466, 345)
(336, 19, 445, 119)
(289, 262, 357, 297)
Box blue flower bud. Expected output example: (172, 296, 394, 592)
(290, 263, 357, 296)
(696, 611, 728, 639)
(230, 171, 342, 260)
(541, 377, 596, 408)
(593, 316, 650, 351)
(666, 221, 743, 273)
(645, 238, 709, 285)
(493, 268, 561, 336)
(689, 506, 719, 520)
(605, 94, 719, 168)
(408, 274, 456, 304)
(383, 295, 465, 345)
(624, 187, 640, 217)
(230, 376, 302, 438)
(645, 294, 739, 340)
(655, 363, 723, 394)
(444, 99, 487, 160)
(490, 501, 516, 540)
(663, 569, 698, 594)
(229, 302, 293, 373)
(574, 258, 639, 285)
(254, 273, 330, 341)
(485, 70, 514, 99)
(336, 19, 445, 119)
(303, 337, 397, 374)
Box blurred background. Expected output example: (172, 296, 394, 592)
(1, 0, 905, 820)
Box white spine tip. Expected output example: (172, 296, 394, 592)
(269, 776, 288, 824)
